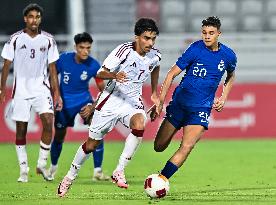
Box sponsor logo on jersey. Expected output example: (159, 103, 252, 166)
(80, 71, 88, 80)
(20, 44, 27, 49)
(130, 62, 136, 67)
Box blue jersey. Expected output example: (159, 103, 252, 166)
(173, 40, 237, 108)
(56, 52, 101, 108)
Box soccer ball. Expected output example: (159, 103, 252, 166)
(144, 174, 170, 199)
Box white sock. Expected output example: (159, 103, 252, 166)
(37, 141, 51, 168)
(15, 145, 28, 172)
(94, 167, 102, 175)
(66, 144, 90, 180)
(115, 133, 142, 172)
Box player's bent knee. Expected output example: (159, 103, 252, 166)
(154, 141, 167, 152)
(83, 139, 101, 153)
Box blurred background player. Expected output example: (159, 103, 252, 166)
(57, 18, 161, 197)
(151, 16, 237, 181)
(0, 3, 62, 182)
(47, 32, 109, 181)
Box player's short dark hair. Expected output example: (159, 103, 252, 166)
(202, 16, 221, 30)
(134, 18, 159, 36)
(74, 32, 93, 44)
(23, 3, 44, 16)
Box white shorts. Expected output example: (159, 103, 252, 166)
(6, 93, 54, 122)
(89, 92, 146, 140)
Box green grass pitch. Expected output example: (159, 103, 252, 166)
(1, 140, 276, 205)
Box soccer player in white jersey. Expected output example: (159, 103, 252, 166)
(57, 18, 161, 197)
(0, 3, 62, 182)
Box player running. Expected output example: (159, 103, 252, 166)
(150, 16, 237, 182)
(57, 18, 161, 197)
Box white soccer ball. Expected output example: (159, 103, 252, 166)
(144, 174, 170, 199)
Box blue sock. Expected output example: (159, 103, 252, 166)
(93, 140, 104, 168)
(50, 139, 63, 165)
(160, 161, 178, 179)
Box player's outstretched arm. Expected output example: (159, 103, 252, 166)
(96, 66, 127, 83)
(213, 71, 235, 112)
(49, 62, 63, 111)
(157, 65, 182, 115)
(0, 59, 12, 103)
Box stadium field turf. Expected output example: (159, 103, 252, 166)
(0, 140, 276, 205)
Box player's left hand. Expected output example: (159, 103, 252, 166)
(213, 97, 225, 112)
(54, 95, 63, 111)
(80, 104, 95, 119)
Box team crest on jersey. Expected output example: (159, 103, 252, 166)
(218, 60, 225, 71)
(80, 71, 88, 80)
(149, 65, 154, 71)
(40, 46, 46, 52)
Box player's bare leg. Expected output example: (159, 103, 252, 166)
(48, 127, 66, 181)
(15, 121, 29, 182)
(170, 125, 204, 167)
(112, 113, 145, 189)
(158, 125, 205, 180)
(36, 113, 54, 180)
(57, 138, 101, 197)
(154, 119, 178, 152)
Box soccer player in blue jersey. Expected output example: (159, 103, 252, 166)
(47, 32, 109, 181)
(151, 16, 237, 181)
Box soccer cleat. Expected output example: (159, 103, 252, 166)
(111, 170, 129, 189)
(47, 165, 58, 181)
(36, 165, 50, 181)
(17, 167, 29, 183)
(57, 176, 73, 197)
(92, 170, 110, 181)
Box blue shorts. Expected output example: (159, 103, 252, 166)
(165, 100, 211, 130)
(55, 100, 91, 129)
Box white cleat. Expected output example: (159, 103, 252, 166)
(18, 167, 29, 183)
(47, 165, 58, 181)
(111, 170, 129, 189)
(92, 170, 110, 181)
(57, 176, 73, 197)
(36, 166, 50, 181)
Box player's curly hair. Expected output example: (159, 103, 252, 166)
(23, 3, 44, 17)
(202, 16, 221, 30)
(134, 18, 159, 36)
(74, 32, 93, 44)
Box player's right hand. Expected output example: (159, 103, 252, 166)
(115, 71, 127, 83)
(147, 104, 158, 122)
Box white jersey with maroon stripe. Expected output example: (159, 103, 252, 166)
(100, 42, 161, 106)
(1, 30, 59, 99)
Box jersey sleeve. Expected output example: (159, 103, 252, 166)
(226, 52, 237, 73)
(91, 59, 101, 77)
(102, 43, 132, 72)
(48, 38, 59, 64)
(175, 43, 196, 71)
(56, 53, 65, 74)
(1, 36, 16, 61)
(153, 49, 162, 68)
